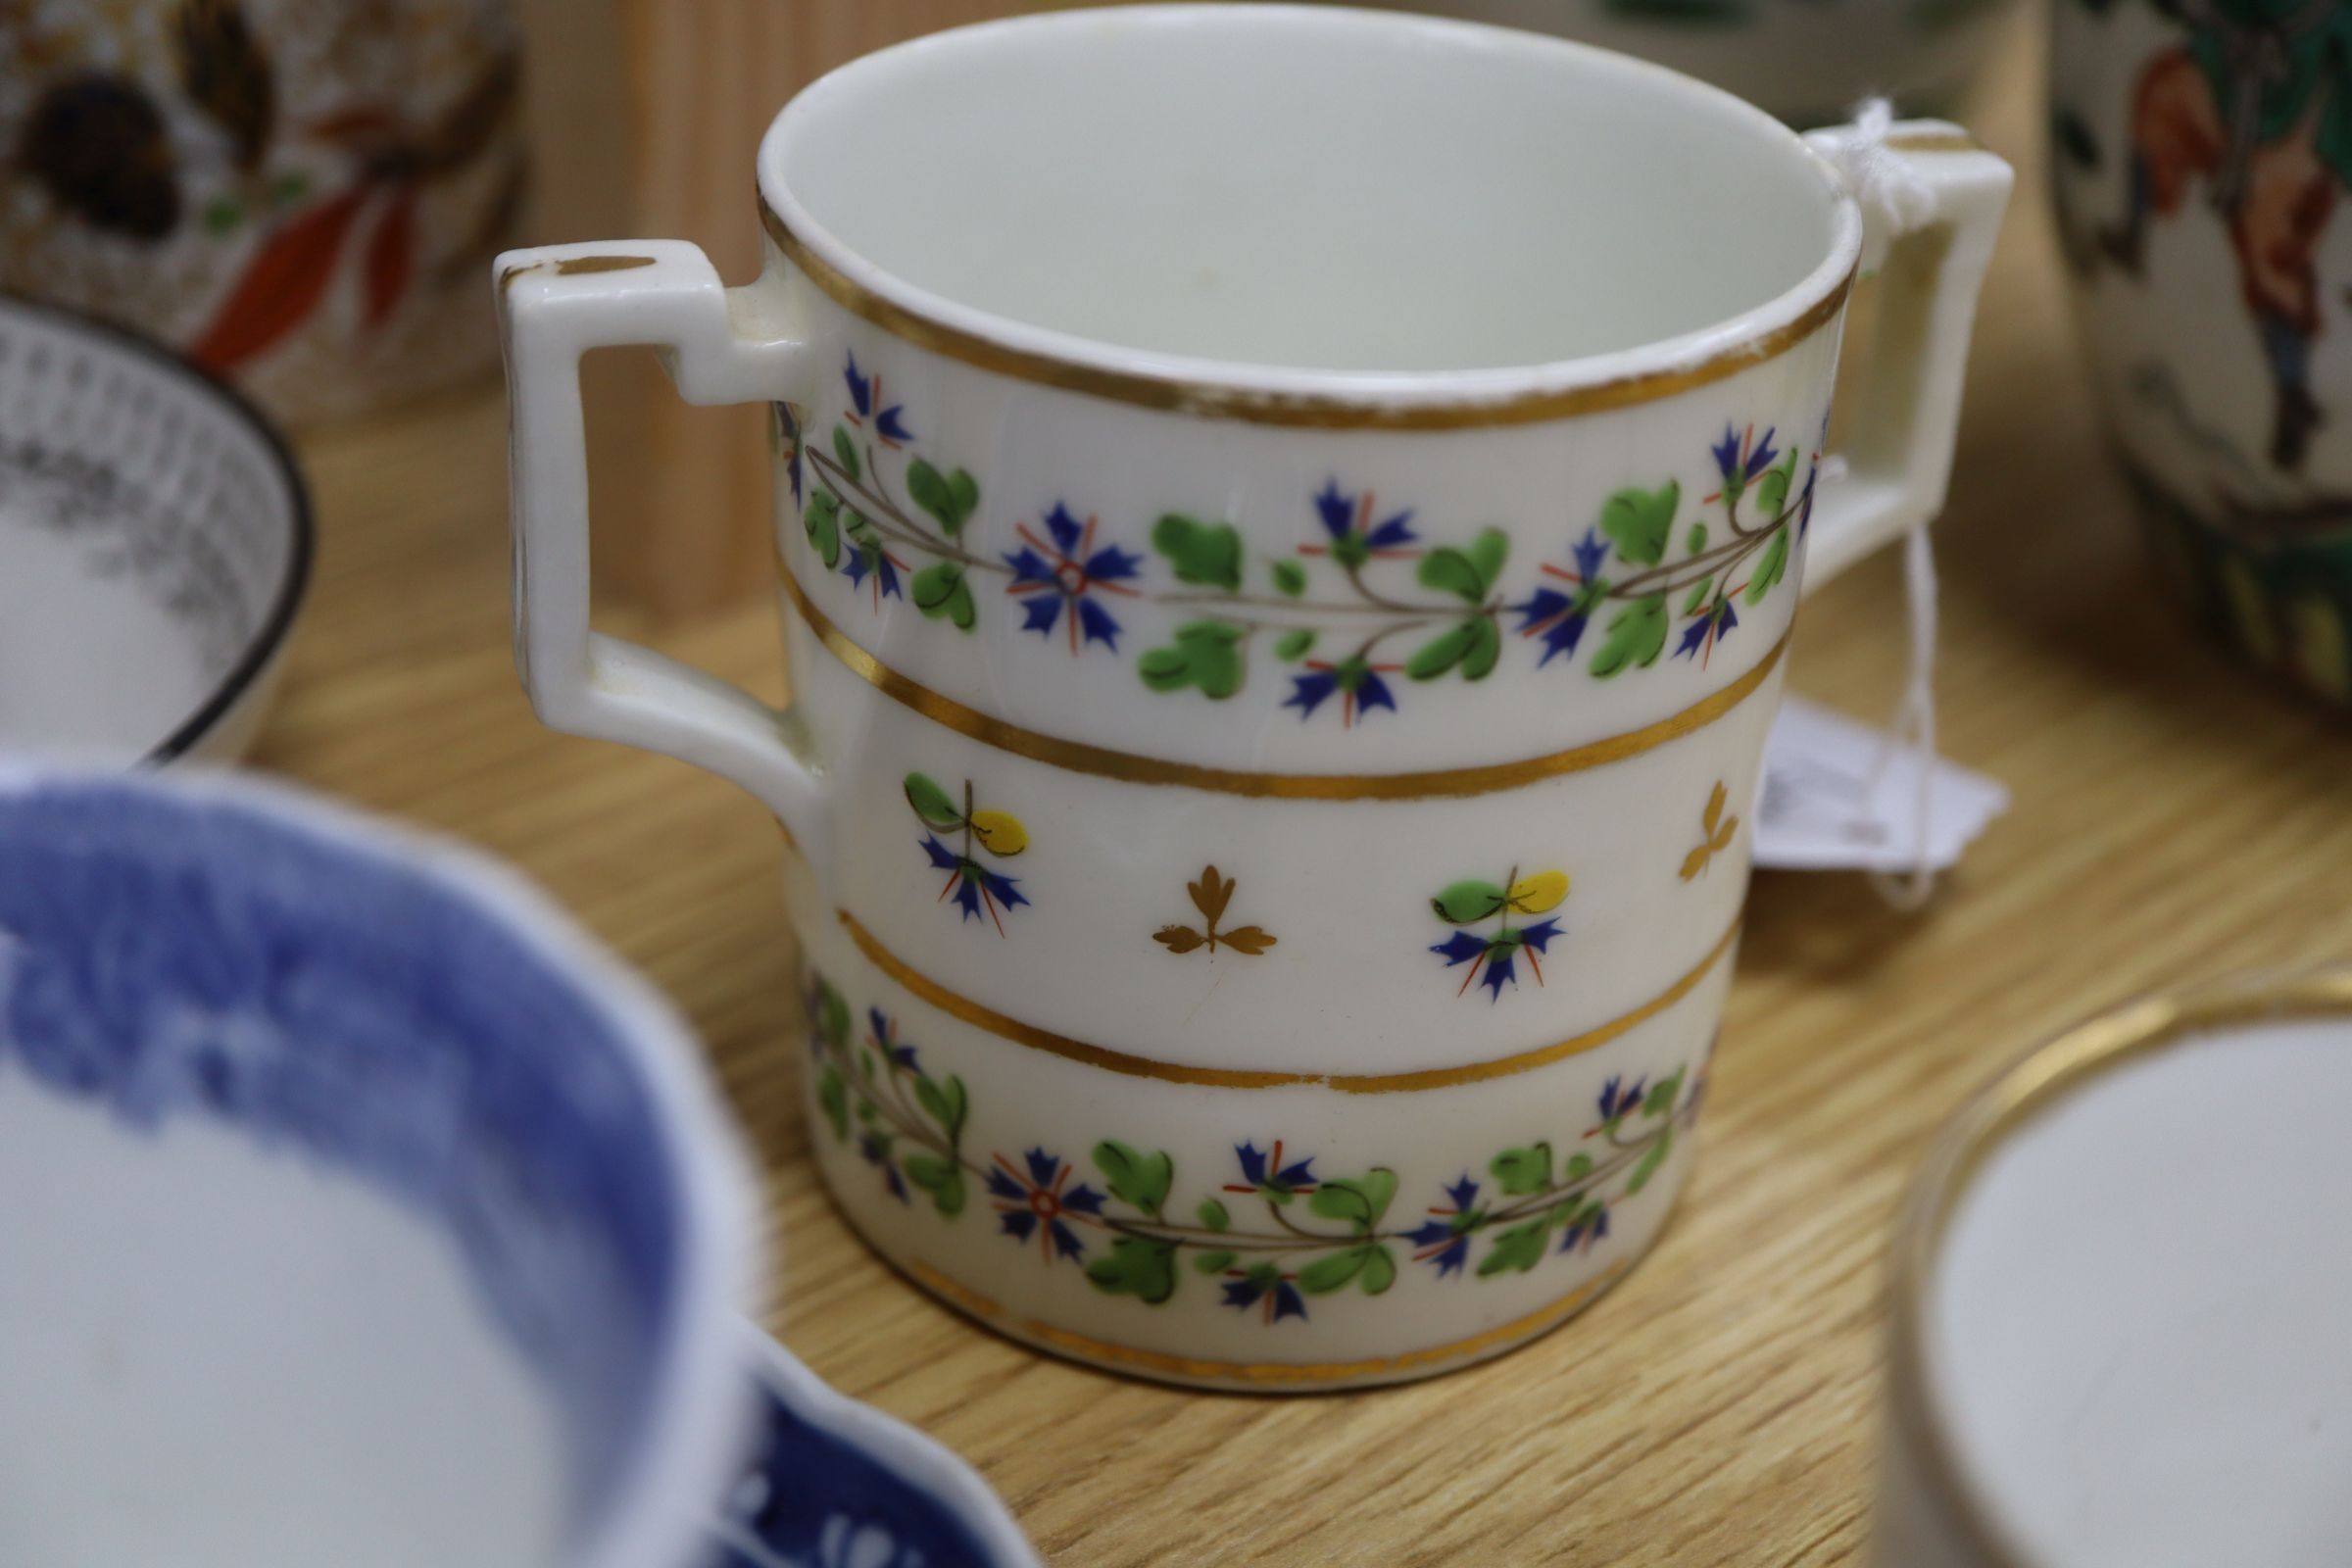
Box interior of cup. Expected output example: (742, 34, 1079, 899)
(1926, 1016, 2352, 1566)
(0, 301, 309, 763)
(0, 780, 716, 1568)
(765, 4, 1849, 375)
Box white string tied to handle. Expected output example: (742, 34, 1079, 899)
(1815, 99, 1946, 911)
(1816, 98, 1940, 274)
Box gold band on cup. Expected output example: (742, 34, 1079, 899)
(779, 561, 1788, 802)
(760, 202, 1852, 430)
(904, 1257, 1634, 1387)
(839, 908, 1740, 1094)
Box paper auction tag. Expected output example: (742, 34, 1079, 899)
(1751, 696, 2008, 873)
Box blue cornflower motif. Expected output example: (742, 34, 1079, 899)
(775, 401, 804, 508)
(1223, 1139, 1318, 1202)
(1594, 1074, 1648, 1126)
(1557, 1202, 1612, 1256)
(1220, 1263, 1309, 1324)
(867, 1007, 919, 1075)
(1406, 1173, 1485, 1279)
(843, 352, 911, 445)
(1673, 598, 1738, 666)
(1708, 423, 1779, 502)
(1430, 917, 1564, 1001)
(1302, 480, 1418, 569)
(985, 1148, 1103, 1265)
(1284, 654, 1401, 728)
(800, 979, 834, 1058)
(919, 835, 1028, 935)
(1513, 526, 1611, 667)
(841, 535, 908, 609)
(1002, 503, 1143, 655)
(858, 1132, 908, 1204)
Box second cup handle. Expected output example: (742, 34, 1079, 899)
(1796, 122, 2013, 591)
(496, 239, 833, 867)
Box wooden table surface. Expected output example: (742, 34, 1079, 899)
(268, 28, 2352, 1566)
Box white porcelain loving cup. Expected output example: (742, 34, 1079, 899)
(495, 4, 2010, 1390)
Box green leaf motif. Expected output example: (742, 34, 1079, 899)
(1683, 578, 1714, 616)
(831, 425, 861, 484)
(804, 489, 842, 567)
(1299, 1247, 1370, 1295)
(1562, 1151, 1595, 1184)
(1600, 481, 1680, 566)
(1626, 1127, 1674, 1196)
(1271, 560, 1308, 598)
(1644, 1067, 1688, 1117)
(906, 459, 978, 537)
(1744, 524, 1789, 605)
(1460, 615, 1501, 680)
(815, 982, 852, 1050)
(1152, 514, 1244, 589)
(1418, 527, 1509, 603)
(932, 1167, 966, 1216)
(1093, 1140, 1175, 1217)
(817, 1066, 848, 1140)
(1138, 619, 1246, 700)
(1754, 448, 1798, 521)
(1197, 1199, 1231, 1232)
(903, 772, 963, 829)
(1085, 1237, 1178, 1304)
(1308, 1169, 1397, 1232)
(1686, 521, 1709, 555)
(914, 1075, 968, 1139)
(1432, 880, 1508, 924)
(1194, 1249, 1237, 1275)
(901, 1154, 965, 1217)
(1358, 1244, 1397, 1296)
(911, 562, 977, 630)
(1477, 1219, 1551, 1276)
(1274, 628, 1316, 662)
(1405, 620, 1481, 681)
(1491, 1143, 1553, 1196)
(1590, 594, 1668, 678)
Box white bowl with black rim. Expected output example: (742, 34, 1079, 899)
(0, 294, 311, 765)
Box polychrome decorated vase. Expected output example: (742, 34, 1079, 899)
(2053, 0, 2352, 706)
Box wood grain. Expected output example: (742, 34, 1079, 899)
(270, 16, 2352, 1563)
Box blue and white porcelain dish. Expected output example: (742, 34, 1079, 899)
(708, 1327, 1040, 1568)
(0, 294, 312, 764)
(0, 767, 760, 1568)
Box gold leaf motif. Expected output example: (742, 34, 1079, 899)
(1680, 780, 1740, 881)
(1189, 865, 1235, 923)
(1158, 865, 1274, 957)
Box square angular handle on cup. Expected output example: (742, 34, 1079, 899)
(1797, 122, 2013, 587)
(495, 240, 832, 875)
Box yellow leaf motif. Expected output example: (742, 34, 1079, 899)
(968, 810, 1028, 857)
(1506, 869, 1568, 914)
